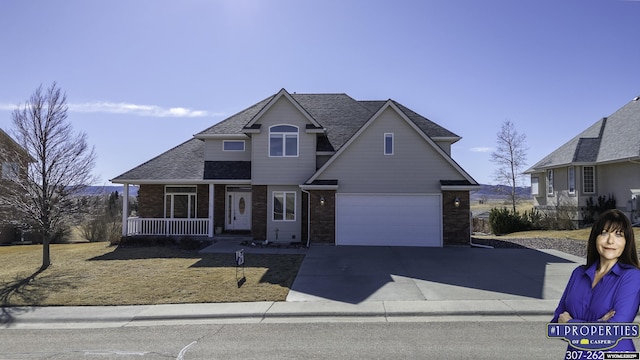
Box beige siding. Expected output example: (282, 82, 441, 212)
(266, 185, 301, 243)
(251, 97, 317, 185)
(204, 139, 252, 161)
(595, 162, 640, 211)
(315, 107, 466, 193)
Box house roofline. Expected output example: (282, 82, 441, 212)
(245, 89, 323, 129)
(306, 100, 478, 185)
(193, 134, 249, 140)
(109, 179, 251, 185)
(525, 156, 640, 174)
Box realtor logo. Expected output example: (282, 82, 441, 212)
(547, 323, 640, 351)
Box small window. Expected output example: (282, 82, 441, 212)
(273, 191, 296, 221)
(531, 176, 539, 196)
(547, 169, 554, 195)
(269, 125, 298, 157)
(223, 140, 245, 151)
(583, 166, 595, 194)
(568, 166, 575, 195)
(1, 162, 19, 181)
(384, 133, 394, 155)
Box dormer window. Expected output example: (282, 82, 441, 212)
(269, 125, 298, 157)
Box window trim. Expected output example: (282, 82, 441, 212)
(1, 162, 19, 181)
(223, 140, 245, 152)
(164, 185, 198, 219)
(547, 169, 554, 196)
(384, 133, 394, 155)
(269, 125, 299, 157)
(531, 176, 539, 196)
(568, 166, 575, 195)
(583, 166, 596, 194)
(272, 191, 296, 222)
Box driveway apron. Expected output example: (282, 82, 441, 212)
(286, 246, 583, 304)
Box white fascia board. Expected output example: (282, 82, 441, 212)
(305, 128, 326, 134)
(194, 133, 249, 140)
(432, 136, 462, 144)
(441, 185, 481, 191)
(110, 179, 251, 185)
(245, 89, 322, 128)
(299, 184, 339, 191)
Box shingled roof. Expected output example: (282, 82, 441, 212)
(112, 90, 462, 182)
(526, 96, 640, 172)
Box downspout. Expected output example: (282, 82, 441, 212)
(301, 188, 311, 248)
(469, 209, 493, 249)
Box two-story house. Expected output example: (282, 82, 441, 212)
(111, 89, 479, 247)
(0, 128, 32, 244)
(525, 95, 640, 225)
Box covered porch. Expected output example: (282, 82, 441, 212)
(119, 183, 217, 237)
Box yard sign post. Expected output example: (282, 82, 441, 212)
(235, 249, 246, 287)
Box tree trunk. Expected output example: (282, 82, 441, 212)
(41, 236, 51, 271)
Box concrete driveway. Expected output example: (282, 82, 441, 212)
(286, 245, 584, 304)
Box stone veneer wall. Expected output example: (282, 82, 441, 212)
(252, 185, 267, 240)
(442, 190, 470, 246)
(309, 190, 336, 244)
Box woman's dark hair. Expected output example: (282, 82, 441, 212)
(586, 209, 639, 268)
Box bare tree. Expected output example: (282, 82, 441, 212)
(490, 120, 527, 213)
(1, 83, 96, 270)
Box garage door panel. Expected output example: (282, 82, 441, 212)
(336, 194, 441, 247)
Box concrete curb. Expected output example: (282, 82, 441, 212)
(1, 300, 558, 327)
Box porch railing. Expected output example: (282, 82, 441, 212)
(127, 217, 210, 236)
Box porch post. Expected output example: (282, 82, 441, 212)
(208, 183, 214, 237)
(121, 183, 129, 237)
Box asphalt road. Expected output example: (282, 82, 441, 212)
(1, 320, 570, 359)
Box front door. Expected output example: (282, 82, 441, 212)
(226, 190, 252, 230)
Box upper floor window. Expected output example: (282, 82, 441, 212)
(568, 166, 575, 195)
(583, 166, 595, 194)
(384, 133, 394, 155)
(223, 140, 245, 151)
(269, 125, 298, 157)
(547, 169, 554, 195)
(1, 162, 19, 181)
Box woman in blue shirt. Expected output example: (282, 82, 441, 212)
(552, 209, 640, 356)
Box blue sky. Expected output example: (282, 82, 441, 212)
(1, 0, 639, 185)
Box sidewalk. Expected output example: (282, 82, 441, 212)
(1, 299, 560, 329)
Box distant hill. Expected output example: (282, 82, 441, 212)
(80, 186, 139, 197)
(78, 184, 524, 200)
(471, 184, 531, 200)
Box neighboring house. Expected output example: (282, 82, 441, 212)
(525, 95, 640, 225)
(0, 128, 31, 244)
(111, 89, 479, 247)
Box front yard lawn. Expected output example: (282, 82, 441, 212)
(0, 242, 304, 306)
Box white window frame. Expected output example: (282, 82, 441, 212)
(269, 125, 299, 157)
(272, 191, 296, 222)
(547, 169, 554, 196)
(223, 140, 245, 152)
(384, 133, 394, 155)
(568, 166, 575, 195)
(531, 176, 539, 196)
(1, 162, 19, 181)
(164, 186, 198, 219)
(583, 166, 596, 194)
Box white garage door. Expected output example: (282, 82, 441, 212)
(336, 194, 442, 247)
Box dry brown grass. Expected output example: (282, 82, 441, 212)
(0, 242, 304, 306)
(474, 228, 640, 242)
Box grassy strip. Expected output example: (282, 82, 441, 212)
(0, 243, 304, 306)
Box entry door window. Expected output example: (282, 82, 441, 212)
(165, 186, 197, 218)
